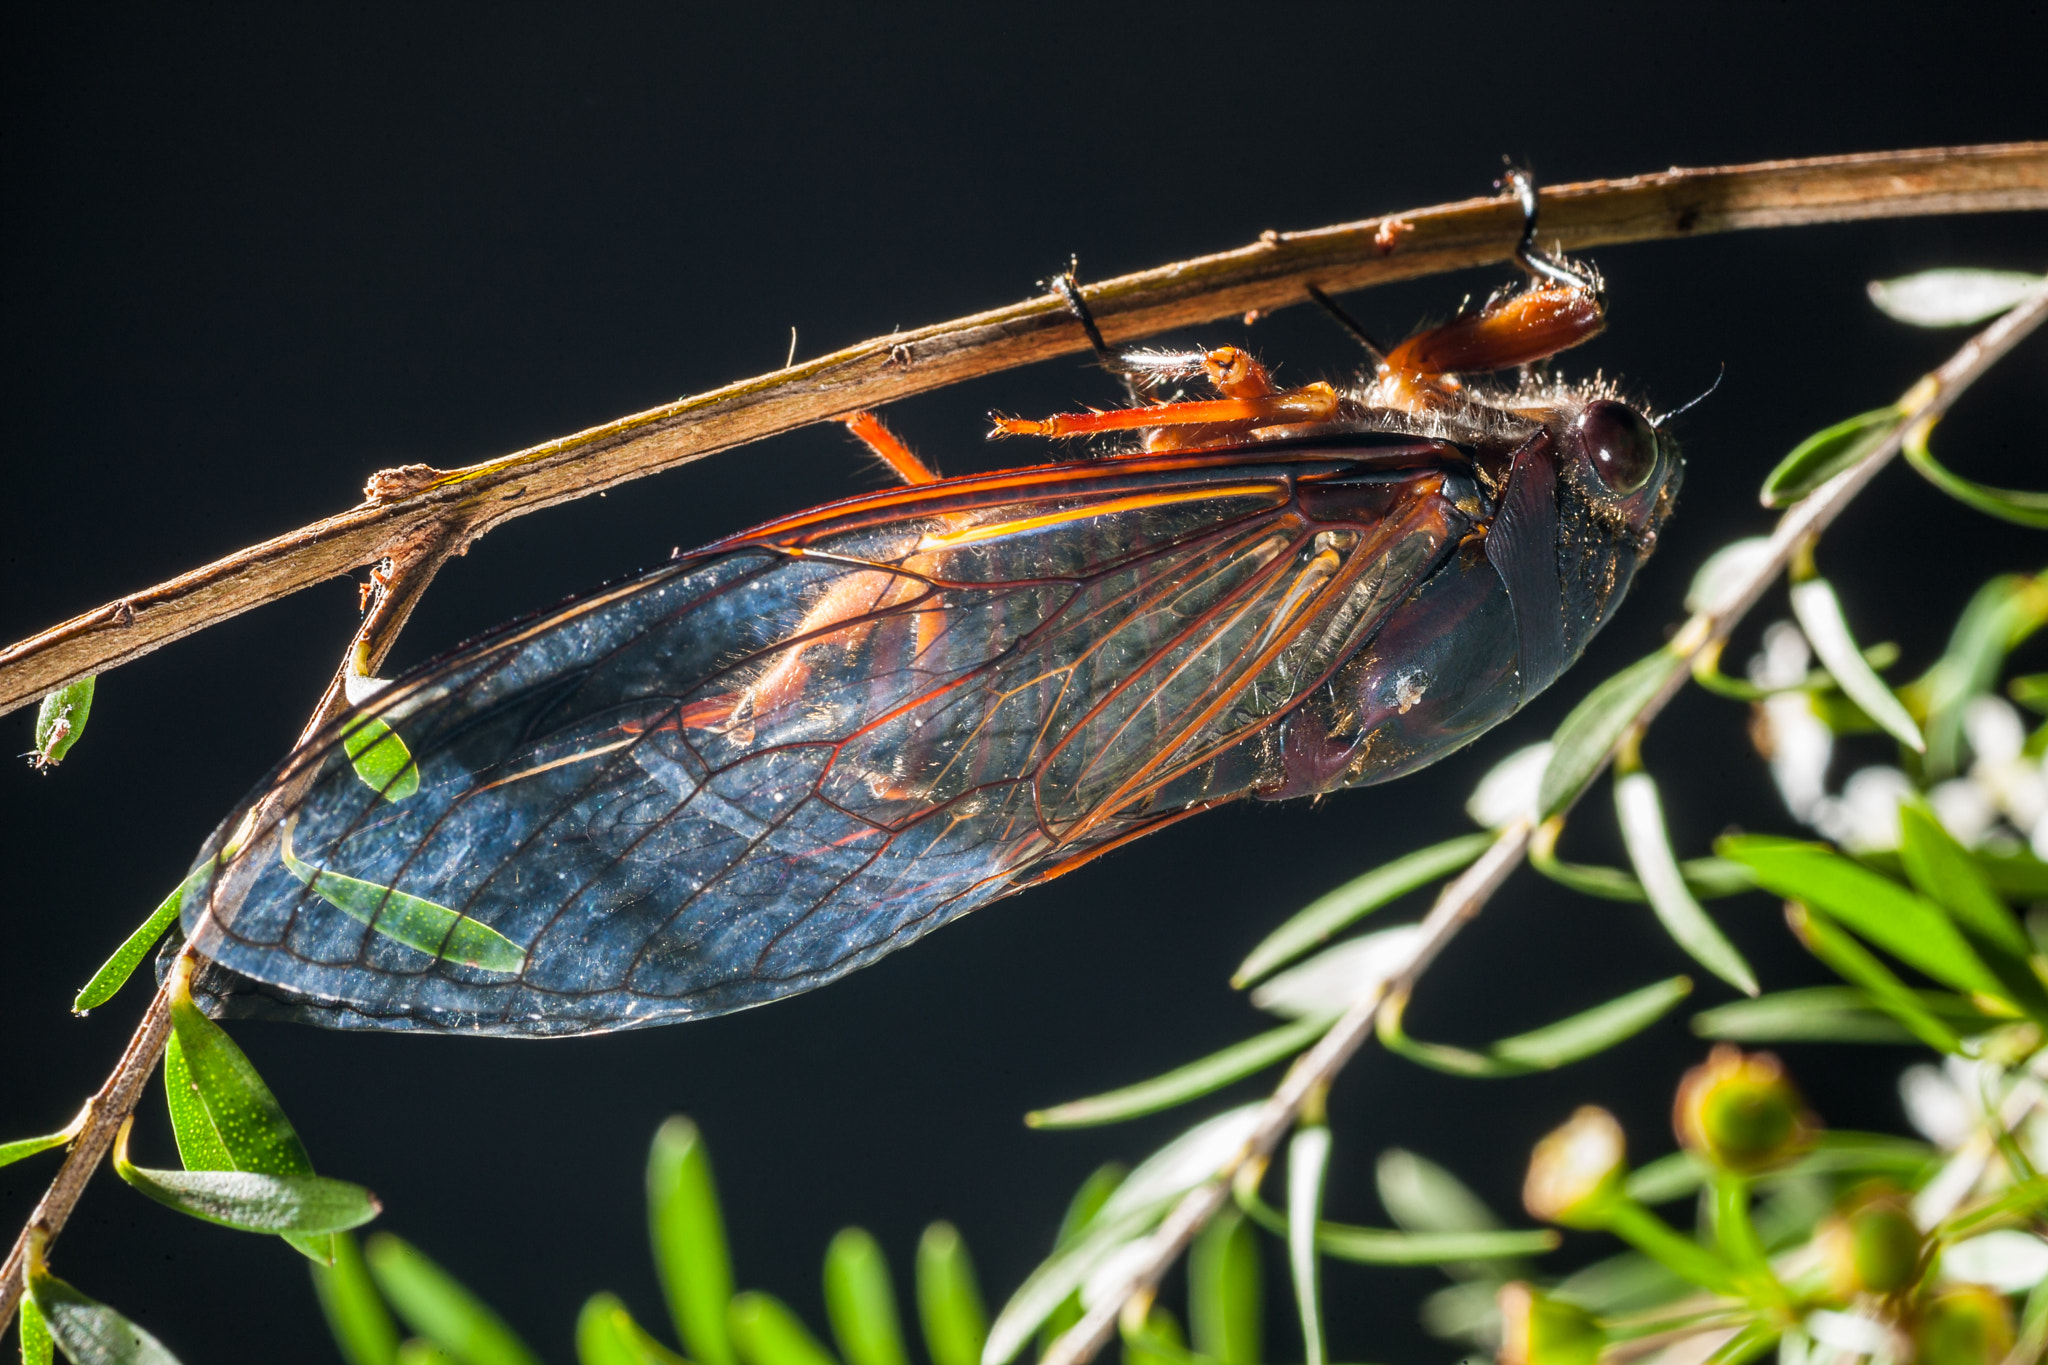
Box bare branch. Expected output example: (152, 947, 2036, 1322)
(1037, 277, 2048, 1365)
(4, 142, 2045, 717)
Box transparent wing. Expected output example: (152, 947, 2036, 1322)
(181, 449, 1463, 1034)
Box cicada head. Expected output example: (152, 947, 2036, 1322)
(1550, 397, 1683, 652)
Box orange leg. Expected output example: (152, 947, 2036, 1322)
(992, 382, 1337, 441)
(1383, 284, 1605, 381)
(843, 411, 939, 485)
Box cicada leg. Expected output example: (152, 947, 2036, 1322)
(843, 410, 940, 485)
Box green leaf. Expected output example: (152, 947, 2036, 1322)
(1782, 904, 1965, 1053)
(1789, 578, 1924, 752)
(648, 1116, 737, 1365)
(343, 716, 421, 803)
(1527, 847, 1755, 903)
(0, 1111, 82, 1171)
(166, 970, 334, 1264)
(1538, 651, 1684, 817)
(729, 1294, 839, 1365)
(1375, 1149, 1502, 1238)
(1616, 770, 1757, 995)
(576, 1294, 689, 1365)
(73, 871, 196, 1014)
(1187, 1206, 1260, 1365)
(823, 1229, 908, 1365)
(1918, 572, 2048, 779)
(1903, 422, 2048, 528)
(1118, 1307, 1193, 1365)
(364, 1233, 543, 1365)
(1624, 1153, 1706, 1206)
(30, 676, 94, 768)
(26, 1263, 183, 1365)
(1693, 985, 1988, 1044)
(1868, 268, 2047, 328)
(914, 1223, 985, 1365)
(1897, 805, 2048, 1022)
(1310, 1225, 1559, 1265)
(1027, 1016, 1327, 1128)
(313, 1232, 402, 1365)
(20, 1296, 53, 1365)
(1378, 977, 1691, 1078)
(1022, 1163, 1130, 1362)
(399, 1343, 462, 1365)
(1760, 407, 1903, 507)
(1232, 833, 1493, 986)
(1286, 1126, 1330, 1365)
(114, 1118, 379, 1235)
(1718, 836, 2005, 999)
(281, 821, 525, 973)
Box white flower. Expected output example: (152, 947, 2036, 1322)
(1803, 1309, 1895, 1356)
(1942, 1230, 2048, 1292)
(1929, 777, 2001, 848)
(1900, 1063, 1974, 1149)
(1761, 693, 1834, 821)
(1810, 767, 1914, 852)
(1748, 620, 1813, 690)
(1465, 743, 1551, 829)
(1250, 926, 1425, 1020)
(1964, 695, 2025, 766)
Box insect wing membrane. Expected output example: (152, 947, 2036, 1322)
(180, 451, 1468, 1035)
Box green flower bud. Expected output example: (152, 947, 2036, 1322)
(1496, 1282, 1605, 1365)
(1912, 1285, 2015, 1365)
(1523, 1107, 1626, 1229)
(1671, 1045, 1818, 1174)
(1816, 1184, 1922, 1298)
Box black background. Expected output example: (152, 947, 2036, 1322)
(5, 5, 2046, 1362)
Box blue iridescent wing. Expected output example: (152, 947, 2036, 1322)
(180, 448, 1464, 1035)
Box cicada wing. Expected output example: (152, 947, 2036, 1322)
(182, 462, 1391, 1035)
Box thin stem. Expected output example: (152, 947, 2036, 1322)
(1036, 250, 2048, 1365)
(3, 143, 2044, 717)
(0, 533, 458, 1333)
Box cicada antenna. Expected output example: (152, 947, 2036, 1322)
(1651, 364, 1726, 428)
(1499, 162, 1599, 295)
(1304, 283, 1389, 367)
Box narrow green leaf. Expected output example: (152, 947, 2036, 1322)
(27, 1263, 183, 1365)
(1789, 579, 1923, 751)
(1027, 1016, 1327, 1128)
(1528, 848, 1755, 903)
(73, 872, 194, 1014)
(1693, 985, 1987, 1044)
(1310, 1225, 1559, 1265)
(20, 1296, 53, 1365)
(648, 1116, 737, 1365)
(1920, 573, 2048, 779)
(313, 1232, 402, 1365)
(1616, 772, 1757, 994)
(1760, 407, 1903, 507)
(1021, 1163, 1130, 1363)
(1977, 847, 2048, 901)
(167, 973, 334, 1263)
(1718, 836, 2005, 999)
(1940, 1176, 2048, 1239)
(1379, 977, 1691, 1078)
(365, 1233, 543, 1365)
(1375, 1150, 1501, 1236)
(1782, 904, 1965, 1053)
(30, 676, 94, 769)
(729, 1293, 839, 1365)
(914, 1223, 985, 1365)
(399, 1343, 462, 1365)
(1868, 268, 2047, 328)
(281, 821, 525, 973)
(576, 1294, 689, 1365)
(1903, 423, 2048, 528)
(1898, 806, 2034, 957)
(1624, 1153, 1706, 1206)
(115, 1124, 379, 1234)
(1187, 1206, 1260, 1365)
(824, 1229, 908, 1365)
(1232, 833, 1492, 986)
(1538, 651, 1684, 817)
(343, 716, 421, 803)
(1118, 1307, 1192, 1365)
(0, 1113, 82, 1171)
(1286, 1126, 1330, 1365)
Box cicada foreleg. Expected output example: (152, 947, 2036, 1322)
(843, 410, 940, 485)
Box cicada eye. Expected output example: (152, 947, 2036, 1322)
(1572, 400, 1657, 495)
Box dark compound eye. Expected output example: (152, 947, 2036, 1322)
(1573, 400, 1658, 495)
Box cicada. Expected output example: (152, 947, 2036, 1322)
(178, 184, 1680, 1035)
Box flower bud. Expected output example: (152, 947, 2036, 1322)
(1672, 1046, 1818, 1174)
(1815, 1184, 1922, 1298)
(1523, 1107, 1626, 1229)
(1912, 1285, 2015, 1365)
(1496, 1282, 1605, 1365)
